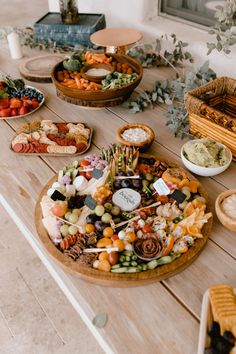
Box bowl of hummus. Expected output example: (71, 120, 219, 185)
(181, 138, 232, 176)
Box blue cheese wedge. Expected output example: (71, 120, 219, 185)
(112, 188, 141, 211)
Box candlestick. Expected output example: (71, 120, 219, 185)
(7, 32, 22, 60)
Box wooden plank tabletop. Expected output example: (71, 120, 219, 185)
(0, 46, 236, 354)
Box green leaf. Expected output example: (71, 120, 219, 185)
(92, 313, 108, 328)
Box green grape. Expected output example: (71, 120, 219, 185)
(69, 213, 79, 224)
(111, 206, 120, 216)
(104, 202, 113, 211)
(68, 225, 78, 235)
(65, 211, 72, 220)
(95, 205, 105, 217)
(101, 213, 112, 223)
(60, 224, 69, 237)
(72, 208, 81, 216)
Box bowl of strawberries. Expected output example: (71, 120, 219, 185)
(0, 76, 45, 119)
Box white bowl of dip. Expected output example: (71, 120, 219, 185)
(181, 138, 232, 176)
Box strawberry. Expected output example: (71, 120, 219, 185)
(23, 99, 32, 107)
(0, 108, 11, 117)
(31, 100, 39, 109)
(18, 106, 28, 115)
(10, 98, 22, 109)
(10, 108, 18, 116)
(0, 98, 10, 109)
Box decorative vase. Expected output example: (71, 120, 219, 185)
(59, 0, 79, 24)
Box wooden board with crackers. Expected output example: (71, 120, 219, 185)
(10, 120, 93, 156)
(198, 284, 236, 354)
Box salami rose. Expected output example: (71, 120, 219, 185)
(134, 237, 163, 260)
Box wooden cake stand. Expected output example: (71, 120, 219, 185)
(90, 28, 142, 54)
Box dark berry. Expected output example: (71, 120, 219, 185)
(121, 179, 131, 188)
(223, 331, 235, 345)
(126, 171, 134, 176)
(208, 321, 220, 338)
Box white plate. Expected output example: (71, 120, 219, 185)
(0, 85, 45, 120)
(197, 288, 236, 354)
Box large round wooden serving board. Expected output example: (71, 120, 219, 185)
(35, 154, 212, 287)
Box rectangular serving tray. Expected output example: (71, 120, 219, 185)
(10, 123, 93, 157)
(197, 288, 236, 354)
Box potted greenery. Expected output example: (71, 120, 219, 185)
(59, 0, 80, 24)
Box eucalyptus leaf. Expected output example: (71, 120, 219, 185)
(92, 313, 108, 328)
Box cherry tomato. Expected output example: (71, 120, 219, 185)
(51, 201, 67, 217)
(108, 252, 119, 265)
(85, 170, 93, 180)
(142, 224, 152, 234)
(111, 234, 119, 242)
(80, 160, 90, 167)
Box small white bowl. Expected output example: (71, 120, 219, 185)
(181, 139, 232, 177)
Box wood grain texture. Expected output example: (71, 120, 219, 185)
(35, 154, 213, 287)
(19, 54, 65, 83)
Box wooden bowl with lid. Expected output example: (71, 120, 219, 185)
(116, 123, 155, 151)
(215, 189, 236, 232)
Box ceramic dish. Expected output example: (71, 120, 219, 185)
(0, 86, 45, 120)
(116, 123, 155, 151)
(215, 189, 236, 232)
(197, 288, 236, 354)
(181, 139, 232, 176)
(81, 63, 114, 83)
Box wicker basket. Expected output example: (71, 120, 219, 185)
(184, 76, 236, 158)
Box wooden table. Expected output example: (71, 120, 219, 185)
(0, 46, 236, 354)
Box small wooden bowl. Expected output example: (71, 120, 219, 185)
(116, 123, 155, 151)
(215, 189, 236, 232)
(80, 63, 114, 83)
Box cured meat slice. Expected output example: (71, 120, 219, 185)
(12, 143, 23, 153)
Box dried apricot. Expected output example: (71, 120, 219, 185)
(97, 260, 111, 272)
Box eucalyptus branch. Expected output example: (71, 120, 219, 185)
(207, 0, 236, 55)
(123, 61, 217, 139)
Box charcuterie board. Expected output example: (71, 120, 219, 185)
(10, 121, 93, 156)
(35, 149, 212, 287)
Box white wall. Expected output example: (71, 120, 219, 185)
(48, 0, 236, 77)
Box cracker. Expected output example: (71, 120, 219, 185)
(47, 145, 77, 154)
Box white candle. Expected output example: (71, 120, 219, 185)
(7, 32, 23, 60)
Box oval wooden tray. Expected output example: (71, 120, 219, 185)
(10, 124, 93, 156)
(35, 154, 212, 287)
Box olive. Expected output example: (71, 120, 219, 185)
(223, 331, 235, 345)
(117, 171, 125, 176)
(114, 180, 121, 189)
(94, 220, 106, 232)
(145, 173, 154, 181)
(132, 179, 142, 189)
(86, 213, 100, 224)
(149, 183, 154, 191)
(113, 217, 121, 224)
(208, 321, 220, 338)
(104, 202, 113, 211)
(142, 179, 149, 187)
(121, 179, 131, 188)
(111, 206, 120, 216)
